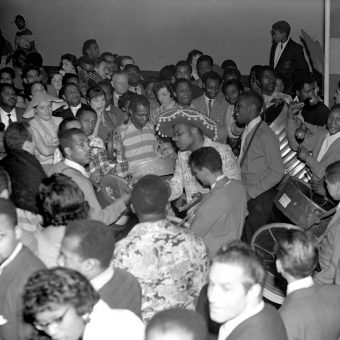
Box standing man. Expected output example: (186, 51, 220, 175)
(270, 20, 309, 95)
(235, 91, 284, 243)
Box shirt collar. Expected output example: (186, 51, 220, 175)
(64, 159, 89, 178)
(326, 130, 340, 143)
(281, 37, 290, 48)
(211, 175, 226, 189)
(0, 106, 16, 115)
(70, 103, 81, 116)
(204, 95, 214, 104)
(90, 266, 114, 291)
(218, 300, 264, 340)
(0, 242, 23, 275)
(287, 276, 314, 295)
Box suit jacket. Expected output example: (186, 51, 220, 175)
(53, 103, 90, 120)
(269, 39, 309, 93)
(0, 245, 45, 340)
(50, 161, 126, 226)
(240, 121, 284, 199)
(227, 304, 287, 340)
(315, 208, 340, 284)
(191, 177, 247, 259)
(280, 284, 340, 340)
(192, 93, 229, 142)
(99, 267, 142, 317)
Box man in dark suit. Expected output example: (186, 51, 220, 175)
(207, 241, 287, 340)
(53, 83, 90, 119)
(277, 229, 340, 340)
(269, 21, 309, 95)
(0, 83, 25, 128)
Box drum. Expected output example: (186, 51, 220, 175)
(129, 158, 176, 181)
(251, 223, 303, 304)
(167, 216, 191, 229)
(269, 104, 309, 181)
(274, 176, 336, 237)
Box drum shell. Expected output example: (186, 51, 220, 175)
(130, 158, 176, 180)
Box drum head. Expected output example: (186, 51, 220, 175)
(130, 158, 176, 179)
(251, 223, 303, 305)
(100, 175, 128, 203)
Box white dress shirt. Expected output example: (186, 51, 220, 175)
(317, 131, 340, 161)
(218, 300, 265, 340)
(274, 37, 290, 68)
(70, 103, 82, 116)
(286, 276, 314, 295)
(0, 107, 17, 128)
(211, 175, 226, 189)
(64, 159, 89, 178)
(91, 266, 115, 291)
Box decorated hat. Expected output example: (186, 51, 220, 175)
(155, 107, 218, 140)
(23, 92, 65, 119)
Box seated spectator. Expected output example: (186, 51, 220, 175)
(116, 94, 160, 170)
(0, 198, 45, 340)
(125, 64, 145, 95)
(146, 308, 208, 340)
(193, 71, 229, 142)
(156, 107, 240, 204)
(82, 38, 100, 59)
(118, 55, 135, 70)
(173, 78, 194, 109)
(23, 267, 144, 340)
(186, 49, 203, 81)
(33, 173, 89, 267)
(60, 53, 77, 76)
(159, 64, 175, 86)
(51, 128, 129, 226)
(0, 83, 25, 129)
(113, 175, 209, 322)
(76, 56, 95, 97)
(0, 67, 15, 85)
(153, 80, 176, 117)
(296, 72, 329, 127)
(24, 92, 63, 173)
(76, 106, 128, 182)
(188, 147, 247, 258)
(93, 58, 108, 82)
(111, 71, 129, 107)
(62, 72, 80, 87)
(24, 81, 47, 101)
(25, 52, 49, 85)
(22, 65, 40, 89)
(192, 54, 214, 88)
(59, 219, 142, 316)
(48, 71, 63, 97)
(144, 78, 160, 123)
(101, 52, 118, 79)
(315, 160, 340, 284)
(286, 103, 340, 197)
(175, 60, 204, 99)
(277, 229, 340, 340)
(207, 241, 288, 340)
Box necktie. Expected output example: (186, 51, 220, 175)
(7, 114, 12, 125)
(208, 99, 213, 116)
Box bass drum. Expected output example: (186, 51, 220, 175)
(251, 223, 304, 305)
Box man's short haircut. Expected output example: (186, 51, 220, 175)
(60, 53, 77, 66)
(100, 52, 116, 60)
(221, 59, 238, 72)
(23, 267, 99, 323)
(159, 65, 176, 82)
(26, 81, 47, 98)
(146, 308, 208, 340)
(22, 65, 40, 79)
(76, 106, 96, 120)
(62, 73, 79, 86)
(117, 55, 135, 69)
(186, 49, 203, 64)
(131, 175, 170, 215)
(275, 230, 318, 279)
(240, 91, 264, 114)
(59, 128, 85, 156)
(173, 78, 192, 92)
(196, 55, 213, 68)
(222, 67, 242, 81)
(0, 67, 15, 80)
(124, 63, 140, 73)
(189, 147, 222, 173)
(202, 71, 221, 85)
(39, 174, 89, 227)
(64, 219, 115, 269)
(175, 60, 192, 73)
(325, 160, 340, 184)
(0, 197, 17, 227)
(214, 241, 267, 292)
(257, 65, 276, 80)
(57, 118, 80, 138)
(0, 83, 16, 95)
(76, 56, 94, 68)
(0, 168, 10, 196)
(222, 79, 244, 94)
(4, 121, 32, 151)
(59, 82, 80, 98)
(86, 86, 105, 103)
(112, 71, 128, 82)
(153, 81, 173, 97)
(26, 52, 43, 69)
(129, 94, 150, 113)
(82, 39, 97, 57)
(272, 20, 291, 36)
(295, 72, 315, 92)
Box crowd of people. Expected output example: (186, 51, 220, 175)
(1, 15, 340, 340)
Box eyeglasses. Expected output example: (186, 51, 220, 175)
(33, 306, 70, 331)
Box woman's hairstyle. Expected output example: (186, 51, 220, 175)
(153, 81, 173, 98)
(60, 53, 77, 67)
(23, 267, 99, 323)
(86, 86, 105, 103)
(186, 49, 203, 65)
(38, 173, 89, 227)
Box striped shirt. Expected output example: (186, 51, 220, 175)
(118, 121, 158, 169)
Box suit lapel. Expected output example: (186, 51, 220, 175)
(276, 39, 293, 67)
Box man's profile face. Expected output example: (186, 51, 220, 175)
(87, 43, 100, 59)
(234, 97, 251, 126)
(0, 215, 18, 264)
(197, 61, 212, 80)
(208, 261, 250, 324)
(173, 124, 195, 151)
(67, 133, 91, 166)
(272, 30, 286, 44)
(25, 69, 40, 84)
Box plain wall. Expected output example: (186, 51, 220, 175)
(1, 0, 324, 74)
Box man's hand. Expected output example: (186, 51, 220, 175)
(288, 102, 304, 119)
(297, 146, 310, 162)
(311, 181, 327, 197)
